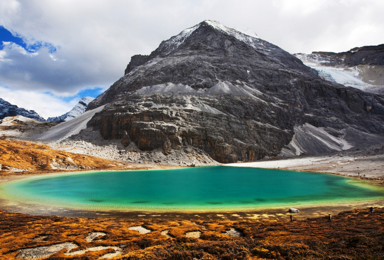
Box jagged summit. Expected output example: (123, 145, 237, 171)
(156, 20, 265, 57)
(123, 20, 311, 76)
(124, 20, 264, 75)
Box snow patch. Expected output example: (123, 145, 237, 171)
(204, 20, 272, 54)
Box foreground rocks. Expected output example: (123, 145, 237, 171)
(1, 208, 384, 259)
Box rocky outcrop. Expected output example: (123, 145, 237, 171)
(124, 55, 151, 75)
(0, 98, 45, 121)
(85, 21, 384, 163)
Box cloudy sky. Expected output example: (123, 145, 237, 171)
(1, 0, 384, 118)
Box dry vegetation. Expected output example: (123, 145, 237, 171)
(0, 138, 118, 174)
(1, 208, 384, 259)
(0, 138, 172, 176)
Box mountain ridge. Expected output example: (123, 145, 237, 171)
(0, 98, 45, 122)
(88, 20, 317, 110)
(63, 21, 384, 163)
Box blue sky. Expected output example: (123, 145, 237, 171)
(1, 0, 384, 118)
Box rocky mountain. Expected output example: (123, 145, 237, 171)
(47, 96, 94, 123)
(81, 20, 384, 163)
(297, 44, 384, 67)
(0, 98, 45, 122)
(295, 44, 384, 94)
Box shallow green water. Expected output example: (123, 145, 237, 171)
(1, 166, 384, 211)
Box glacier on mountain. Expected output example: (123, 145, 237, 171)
(295, 53, 384, 94)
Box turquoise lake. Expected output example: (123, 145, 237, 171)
(1, 166, 384, 211)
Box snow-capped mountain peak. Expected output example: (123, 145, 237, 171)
(203, 20, 258, 39)
(47, 96, 94, 123)
(162, 24, 200, 52)
(159, 20, 272, 57)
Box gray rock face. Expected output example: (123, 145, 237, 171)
(86, 20, 384, 163)
(124, 55, 151, 75)
(0, 98, 45, 121)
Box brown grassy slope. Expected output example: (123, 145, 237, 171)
(1, 208, 384, 259)
(0, 138, 119, 175)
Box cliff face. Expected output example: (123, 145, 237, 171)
(85, 21, 384, 163)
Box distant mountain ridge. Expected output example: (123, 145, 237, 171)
(0, 98, 45, 121)
(0, 96, 95, 123)
(297, 44, 384, 67)
(295, 44, 384, 94)
(47, 97, 94, 123)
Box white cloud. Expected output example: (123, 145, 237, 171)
(0, 86, 78, 119)
(0, 42, 110, 96)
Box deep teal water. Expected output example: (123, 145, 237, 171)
(1, 166, 384, 211)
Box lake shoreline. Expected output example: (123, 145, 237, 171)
(1, 161, 384, 219)
(2, 154, 384, 259)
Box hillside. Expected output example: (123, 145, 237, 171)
(0, 138, 120, 174)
